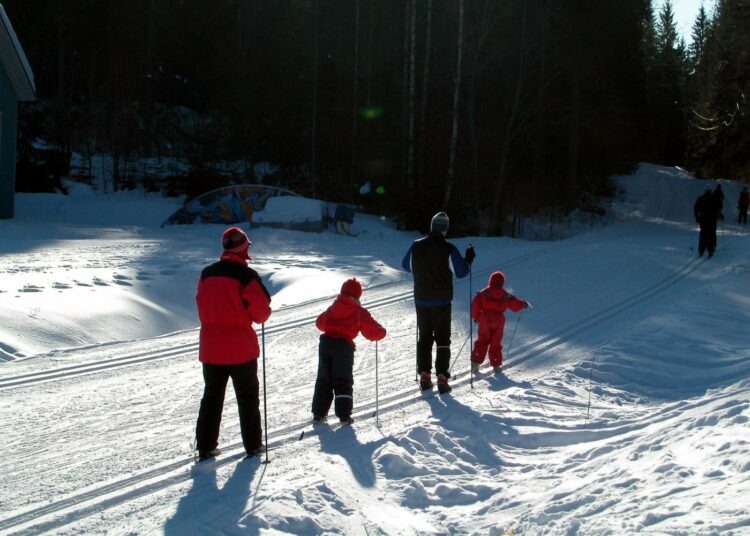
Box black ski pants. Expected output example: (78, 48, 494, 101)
(739, 208, 748, 224)
(196, 360, 261, 455)
(698, 220, 717, 256)
(416, 304, 452, 378)
(311, 336, 355, 419)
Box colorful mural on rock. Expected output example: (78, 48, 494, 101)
(162, 184, 300, 226)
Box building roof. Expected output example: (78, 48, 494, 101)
(0, 4, 34, 101)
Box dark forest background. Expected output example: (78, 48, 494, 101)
(6, 0, 750, 234)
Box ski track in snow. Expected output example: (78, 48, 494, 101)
(2, 165, 750, 534)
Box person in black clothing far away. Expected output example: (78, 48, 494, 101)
(694, 187, 718, 258)
(402, 212, 475, 394)
(738, 186, 749, 224)
(712, 183, 724, 221)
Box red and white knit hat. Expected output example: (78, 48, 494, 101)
(222, 227, 251, 258)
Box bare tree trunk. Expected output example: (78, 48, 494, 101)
(144, 0, 156, 160)
(107, 0, 120, 193)
(532, 1, 548, 191)
(407, 0, 417, 193)
(490, 2, 528, 233)
(351, 0, 360, 185)
(567, 63, 581, 204)
(445, 0, 465, 207)
(366, 0, 374, 108)
(311, 2, 319, 191)
(402, 1, 410, 149)
(236, 0, 248, 175)
(417, 0, 433, 185)
(466, 1, 496, 223)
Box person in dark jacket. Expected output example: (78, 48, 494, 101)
(738, 187, 749, 224)
(712, 184, 724, 220)
(195, 227, 272, 461)
(694, 188, 718, 258)
(402, 212, 474, 394)
(312, 278, 386, 424)
(470, 271, 528, 374)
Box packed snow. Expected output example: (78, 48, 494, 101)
(1, 163, 749, 535)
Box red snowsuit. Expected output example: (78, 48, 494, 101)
(316, 294, 386, 347)
(470, 271, 527, 367)
(312, 291, 386, 420)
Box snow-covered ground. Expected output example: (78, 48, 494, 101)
(1, 163, 749, 535)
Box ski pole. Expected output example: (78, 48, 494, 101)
(415, 321, 419, 382)
(469, 264, 474, 390)
(505, 309, 524, 361)
(375, 340, 380, 427)
(261, 323, 269, 464)
(585, 352, 598, 426)
(448, 332, 471, 373)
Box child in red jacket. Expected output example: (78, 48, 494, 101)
(312, 278, 386, 424)
(470, 271, 528, 374)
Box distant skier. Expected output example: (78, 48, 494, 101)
(712, 184, 725, 221)
(402, 212, 475, 394)
(470, 271, 529, 374)
(738, 187, 749, 224)
(694, 188, 718, 258)
(195, 227, 272, 461)
(312, 278, 386, 424)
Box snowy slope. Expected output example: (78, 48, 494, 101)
(1, 164, 749, 535)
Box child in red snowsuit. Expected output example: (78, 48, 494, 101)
(470, 271, 528, 373)
(312, 278, 386, 424)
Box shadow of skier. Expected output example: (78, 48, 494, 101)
(317, 424, 388, 488)
(484, 372, 531, 392)
(163, 457, 263, 535)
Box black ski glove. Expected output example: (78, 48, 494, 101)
(465, 245, 476, 266)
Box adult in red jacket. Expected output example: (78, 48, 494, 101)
(195, 227, 271, 460)
(312, 278, 386, 424)
(470, 271, 528, 373)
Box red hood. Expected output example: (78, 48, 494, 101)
(489, 271, 505, 289)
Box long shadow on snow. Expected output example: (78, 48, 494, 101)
(484, 372, 532, 393)
(164, 457, 262, 535)
(318, 424, 388, 488)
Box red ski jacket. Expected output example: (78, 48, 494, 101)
(196, 252, 272, 365)
(316, 294, 386, 348)
(471, 273, 527, 331)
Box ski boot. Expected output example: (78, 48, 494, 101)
(244, 444, 264, 459)
(339, 416, 354, 426)
(313, 414, 327, 424)
(419, 371, 433, 390)
(198, 448, 221, 462)
(493, 365, 503, 375)
(437, 374, 452, 394)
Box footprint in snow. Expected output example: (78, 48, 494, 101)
(113, 274, 133, 286)
(92, 278, 110, 286)
(52, 282, 72, 290)
(135, 271, 153, 281)
(74, 280, 92, 287)
(19, 284, 44, 292)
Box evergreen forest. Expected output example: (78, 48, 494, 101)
(6, 0, 750, 234)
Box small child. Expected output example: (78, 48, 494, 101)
(470, 271, 528, 374)
(312, 278, 386, 424)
